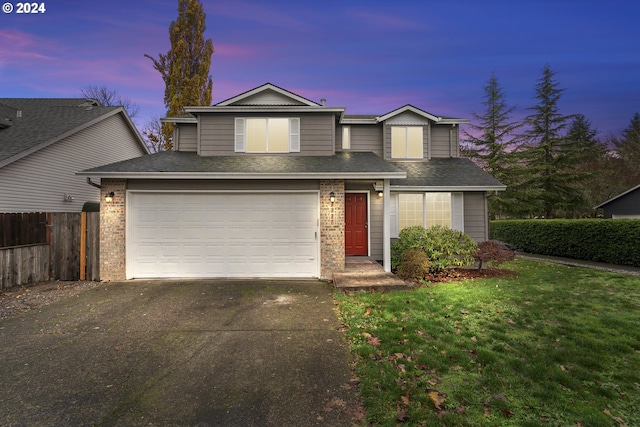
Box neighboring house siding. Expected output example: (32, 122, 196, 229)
(338, 124, 384, 156)
(198, 113, 334, 156)
(0, 114, 146, 213)
(176, 124, 197, 152)
(602, 193, 640, 218)
(463, 192, 488, 241)
(431, 125, 458, 158)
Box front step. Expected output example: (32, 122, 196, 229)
(333, 257, 412, 292)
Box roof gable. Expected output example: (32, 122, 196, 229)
(0, 98, 148, 167)
(595, 183, 640, 208)
(216, 83, 321, 107)
(376, 104, 469, 125)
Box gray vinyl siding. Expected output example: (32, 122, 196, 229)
(430, 125, 456, 158)
(198, 113, 335, 156)
(127, 179, 319, 191)
(337, 124, 384, 156)
(0, 113, 146, 213)
(463, 192, 488, 241)
(176, 124, 197, 152)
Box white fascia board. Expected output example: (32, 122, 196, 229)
(391, 185, 507, 192)
(77, 171, 407, 180)
(162, 117, 197, 124)
(216, 83, 321, 107)
(377, 105, 441, 123)
(184, 106, 345, 114)
(340, 117, 377, 125)
(438, 119, 470, 125)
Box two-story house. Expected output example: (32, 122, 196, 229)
(79, 83, 504, 281)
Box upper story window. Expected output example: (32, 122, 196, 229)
(235, 118, 300, 153)
(342, 126, 351, 150)
(391, 126, 423, 159)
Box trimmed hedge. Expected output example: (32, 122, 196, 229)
(490, 219, 640, 267)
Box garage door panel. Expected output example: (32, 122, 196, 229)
(128, 192, 319, 278)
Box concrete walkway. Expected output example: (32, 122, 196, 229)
(517, 252, 640, 276)
(0, 280, 361, 426)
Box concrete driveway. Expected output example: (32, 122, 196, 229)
(0, 279, 361, 426)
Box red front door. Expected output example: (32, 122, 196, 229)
(345, 193, 368, 255)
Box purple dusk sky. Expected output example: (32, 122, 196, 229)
(2, 0, 639, 138)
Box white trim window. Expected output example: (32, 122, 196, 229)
(342, 126, 351, 150)
(235, 117, 300, 153)
(391, 126, 423, 159)
(393, 192, 464, 237)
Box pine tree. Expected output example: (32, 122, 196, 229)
(519, 65, 580, 218)
(613, 113, 640, 184)
(463, 73, 524, 218)
(145, 0, 214, 149)
(563, 115, 608, 216)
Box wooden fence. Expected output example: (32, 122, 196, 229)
(0, 212, 100, 289)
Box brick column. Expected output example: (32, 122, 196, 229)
(100, 179, 126, 281)
(320, 180, 345, 280)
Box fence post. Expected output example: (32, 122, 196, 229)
(80, 212, 86, 281)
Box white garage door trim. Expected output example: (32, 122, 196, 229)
(126, 190, 320, 279)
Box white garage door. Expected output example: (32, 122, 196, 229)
(127, 192, 319, 278)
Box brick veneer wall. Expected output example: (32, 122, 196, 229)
(100, 179, 126, 281)
(320, 180, 345, 280)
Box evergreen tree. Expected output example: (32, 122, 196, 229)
(613, 112, 640, 184)
(463, 73, 524, 218)
(145, 0, 214, 149)
(519, 65, 581, 218)
(563, 115, 608, 216)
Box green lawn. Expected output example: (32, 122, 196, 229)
(335, 258, 640, 426)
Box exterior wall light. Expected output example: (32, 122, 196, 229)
(329, 191, 335, 203)
(105, 192, 115, 203)
(378, 191, 383, 198)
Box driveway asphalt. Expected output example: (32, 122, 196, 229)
(0, 279, 361, 426)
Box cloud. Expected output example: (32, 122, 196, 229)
(0, 29, 59, 66)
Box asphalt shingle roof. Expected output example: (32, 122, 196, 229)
(390, 158, 505, 189)
(0, 98, 119, 164)
(79, 150, 405, 177)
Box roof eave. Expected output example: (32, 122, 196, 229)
(77, 171, 407, 180)
(390, 185, 506, 192)
(182, 106, 345, 114)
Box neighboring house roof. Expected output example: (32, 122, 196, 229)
(594, 183, 640, 209)
(389, 158, 506, 191)
(0, 98, 148, 168)
(78, 151, 407, 180)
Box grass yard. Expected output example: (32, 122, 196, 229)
(335, 258, 640, 426)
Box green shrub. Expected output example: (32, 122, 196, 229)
(392, 225, 477, 272)
(396, 248, 431, 280)
(490, 219, 640, 267)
